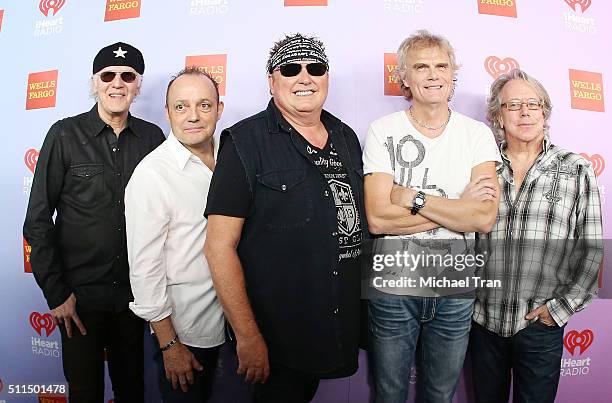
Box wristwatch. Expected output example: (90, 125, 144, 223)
(410, 191, 426, 215)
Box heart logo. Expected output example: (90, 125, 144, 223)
(580, 153, 605, 177)
(484, 56, 520, 79)
(564, 329, 594, 355)
(565, 0, 592, 13)
(24, 148, 40, 174)
(39, 0, 66, 17)
(29, 311, 56, 337)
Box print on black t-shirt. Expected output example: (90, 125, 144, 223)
(302, 138, 362, 262)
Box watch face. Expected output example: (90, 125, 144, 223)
(415, 196, 425, 207)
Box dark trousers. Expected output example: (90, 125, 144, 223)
(59, 308, 144, 403)
(153, 337, 221, 403)
(253, 362, 320, 403)
(469, 321, 565, 403)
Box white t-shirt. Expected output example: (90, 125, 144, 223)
(363, 110, 501, 296)
(363, 109, 501, 240)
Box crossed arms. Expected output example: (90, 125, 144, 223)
(365, 161, 500, 236)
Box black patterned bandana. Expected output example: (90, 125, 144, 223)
(267, 34, 329, 74)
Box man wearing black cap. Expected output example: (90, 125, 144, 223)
(24, 41, 165, 402)
(205, 33, 367, 402)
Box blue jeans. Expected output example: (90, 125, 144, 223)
(369, 297, 474, 403)
(469, 321, 564, 403)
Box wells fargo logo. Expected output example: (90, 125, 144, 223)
(39, 0, 66, 17)
(30, 312, 56, 337)
(185, 54, 227, 96)
(38, 395, 67, 403)
(569, 69, 605, 112)
(384, 53, 401, 96)
(484, 56, 519, 79)
(564, 329, 594, 355)
(0, 9, 4, 32)
(25, 148, 40, 173)
(26, 70, 58, 110)
(284, 0, 328, 5)
(477, 0, 517, 18)
(579, 153, 605, 176)
(105, 0, 141, 22)
(565, 0, 591, 13)
(24, 237, 33, 273)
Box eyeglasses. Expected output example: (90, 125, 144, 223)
(276, 63, 328, 77)
(97, 71, 138, 83)
(501, 99, 544, 111)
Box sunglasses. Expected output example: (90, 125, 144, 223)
(276, 63, 328, 77)
(98, 71, 138, 83)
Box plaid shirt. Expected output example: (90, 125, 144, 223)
(473, 137, 603, 337)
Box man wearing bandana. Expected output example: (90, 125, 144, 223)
(24, 42, 165, 402)
(204, 33, 367, 402)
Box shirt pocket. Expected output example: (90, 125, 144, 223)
(256, 168, 314, 231)
(69, 163, 105, 204)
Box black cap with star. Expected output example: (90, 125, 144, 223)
(92, 42, 145, 75)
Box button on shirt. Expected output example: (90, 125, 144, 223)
(126, 132, 224, 348)
(23, 104, 165, 311)
(473, 137, 603, 337)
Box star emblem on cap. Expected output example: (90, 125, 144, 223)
(113, 46, 127, 58)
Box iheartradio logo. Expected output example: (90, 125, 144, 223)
(39, 0, 66, 17)
(564, 329, 594, 355)
(580, 153, 605, 177)
(484, 56, 519, 79)
(565, 0, 591, 13)
(30, 312, 56, 337)
(25, 148, 40, 174)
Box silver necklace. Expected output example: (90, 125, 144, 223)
(409, 107, 451, 131)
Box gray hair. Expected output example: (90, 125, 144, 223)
(487, 69, 552, 142)
(394, 30, 460, 101)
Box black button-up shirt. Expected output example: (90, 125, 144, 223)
(205, 100, 368, 375)
(24, 104, 165, 312)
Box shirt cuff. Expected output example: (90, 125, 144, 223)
(128, 302, 172, 323)
(45, 286, 73, 311)
(546, 298, 572, 327)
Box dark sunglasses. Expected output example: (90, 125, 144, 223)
(98, 71, 138, 83)
(277, 63, 328, 77)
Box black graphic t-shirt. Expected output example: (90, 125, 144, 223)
(299, 136, 362, 262)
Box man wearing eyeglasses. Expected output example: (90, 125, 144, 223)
(470, 69, 603, 403)
(204, 33, 367, 402)
(23, 42, 165, 402)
